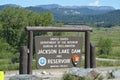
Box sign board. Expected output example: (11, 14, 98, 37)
(35, 36, 82, 68)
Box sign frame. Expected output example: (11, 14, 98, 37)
(25, 26, 93, 74)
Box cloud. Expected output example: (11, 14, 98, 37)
(89, 0, 101, 6)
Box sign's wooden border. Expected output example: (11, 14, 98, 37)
(25, 26, 93, 74)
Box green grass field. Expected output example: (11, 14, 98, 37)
(91, 26, 120, 46)
(63, 26, 120, 59)
(91, 26, 120, 59)
(0, 26, 120, 70)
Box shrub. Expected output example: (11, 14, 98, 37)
(62, 73, 85, 80)
(97, 38, 112, 55)
(11, 52, 20, 63)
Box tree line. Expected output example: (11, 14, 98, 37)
(0, 7, 56, 53)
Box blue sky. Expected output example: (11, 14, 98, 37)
(0, 0, 120, 9)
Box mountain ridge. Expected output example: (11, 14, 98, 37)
(24, 4, 115, 15)
(0, 4, 120, 26)
(35, 4, 115, 10)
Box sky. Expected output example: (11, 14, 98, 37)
(0, 0, 120, 9)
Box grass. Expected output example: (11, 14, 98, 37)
(0, 59, 11, 64)
(0, 59, 37, 71)
(47, 26, 120, 57)
(95, 46, 120, 59)
(0, 26, 120, 70)
(0, 62, 19, 71)
(91, 26, 120, 46)
(96, 61, 120, 67)
(63, 26, 120, 46)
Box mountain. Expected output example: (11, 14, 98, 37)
(84, 6, 115, 10)
(0, 4, 120, 26)
(24, 4, 120, 26)
(35, 4, 115, 10)
(54, 10, 120, 25)
(49, 6, 114, 15)
(0, 4, 19, 11)
(0, 4, 115, 15)
(25, 6, 49, 13)
(26, 4, 115, 15)
(36, 4, 62, 9)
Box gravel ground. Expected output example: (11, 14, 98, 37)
(4, 68, 68, 80)
(4, 67, 120, 80)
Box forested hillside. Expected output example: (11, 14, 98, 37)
(0, 4, 120, 27)
(24, 4, 120, 27)
(54, 10, 120, 27)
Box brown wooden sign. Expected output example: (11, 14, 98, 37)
(35, 36, 82, 68)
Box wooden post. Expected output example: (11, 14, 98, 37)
(90, 43, 96, 68)
(85, 31, 90, 68)
(27, 31, 33, 74)
(19, 46, 28, 74)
